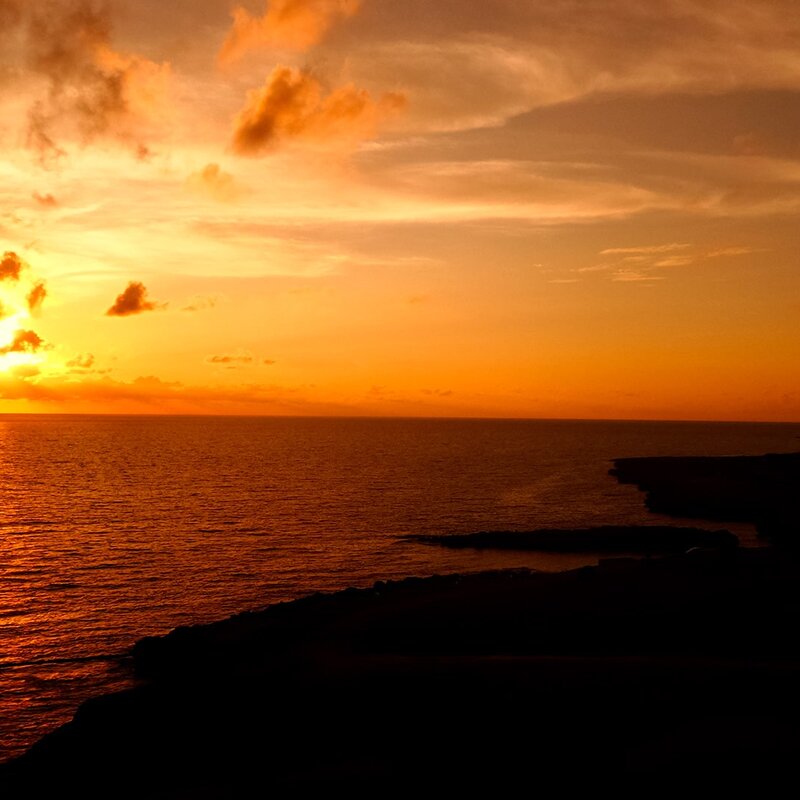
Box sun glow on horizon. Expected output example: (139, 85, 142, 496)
(0, 254, 49, 375)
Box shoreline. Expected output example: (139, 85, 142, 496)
(4, 545, 800, 794)
(4, 450, 800, 793)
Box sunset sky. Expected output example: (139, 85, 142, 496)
(1, 0, 798, 419)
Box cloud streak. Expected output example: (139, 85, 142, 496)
(579, 241, 765, 283)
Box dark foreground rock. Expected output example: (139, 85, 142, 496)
(3, 547, 800, 796)
(403, 525, 738, 553)
(611, 451, 800, 544)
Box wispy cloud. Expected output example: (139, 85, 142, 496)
(181, 295, 220, 313)
(601, 243, 691, 255)
(583, 241, 763, 283)
(186, 164, 242, 203)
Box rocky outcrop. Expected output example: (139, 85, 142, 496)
(611, 451, 800, 544)
(403, 525, 737, 553)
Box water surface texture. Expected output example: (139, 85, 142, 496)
(2, 416, 799, 759)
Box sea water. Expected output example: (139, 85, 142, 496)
(2, 415, 799, 760)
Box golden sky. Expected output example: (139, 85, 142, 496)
(1, 0, 799, 419)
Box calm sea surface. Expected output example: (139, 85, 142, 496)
(2, 415, 799, 760)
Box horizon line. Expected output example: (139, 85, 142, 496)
(1, 411, 799, 425)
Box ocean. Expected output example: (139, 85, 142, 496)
(2, 415, 799, 761)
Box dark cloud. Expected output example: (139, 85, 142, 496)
(25, 1, 125, 157)
(27, 281, 47, 314)
(106, 281, 160, 317)
(0, 251, 23, 281)
(0, 1, 169, 163)
(263, 358, 276, 365)
(0, 329, 44, 355)
(231, 65, 405, 155)
(32, 192, 58, 208)
(219, 0, 361, 63)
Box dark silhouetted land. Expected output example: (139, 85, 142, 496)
(3, 451, 800, 796)
(612, 452, 800, 544)
(403, 525, 738, 553)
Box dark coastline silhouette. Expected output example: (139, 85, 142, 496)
(612, 451, 800, 545)
(2, 451, 800, 795)
(403, 525, 738, 553)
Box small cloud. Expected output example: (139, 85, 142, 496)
(611, 270, 665, 283)
(27, 281, 47, 315)
(32, 192, 58, 208)
(577, 263, 614, 274)
(548, 278, 580, 284)
(421, 388, 454, 397)
(136, 143, 153, 161)
(705, 246, 764, 258)
(0, 329, 44, 355)
(653, 256, 695, 268)
(181, 294, 219, 312)
(65, 353, 109, 374)
(106, 281, 162, 317)
(186, 164, 241, 202)
(66, 353, 95, 369)
(263, 358, 276, 365)
(231, 66, 405, 156)
(206, 352, 254, 365)
(219, 0, 361, 64)
(406, 294, 428, 305)
(600, 243, 691, 256)
(0, 251, 23, 281)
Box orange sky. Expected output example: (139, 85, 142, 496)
(0, 0, 799, 420)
